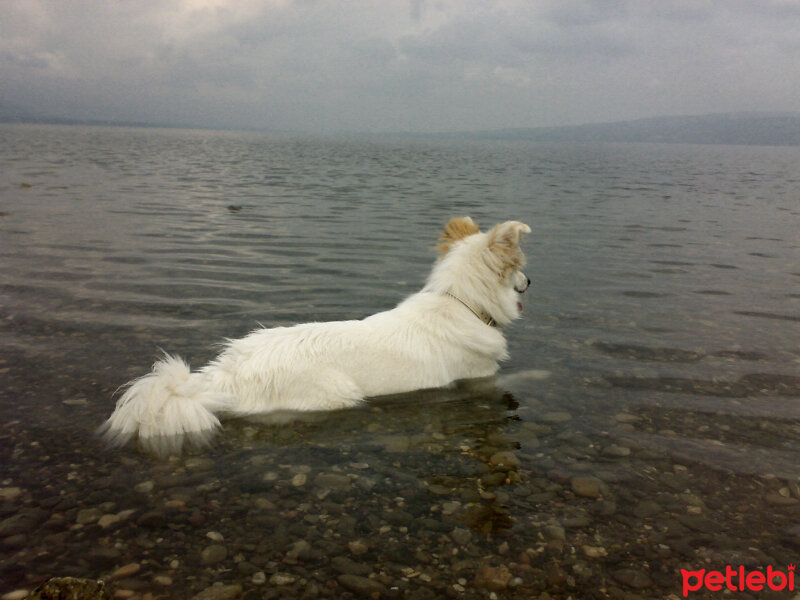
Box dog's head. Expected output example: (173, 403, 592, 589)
(427, 216, 531, 327)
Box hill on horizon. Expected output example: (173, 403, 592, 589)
(460, 112, 800, 146)
(3, 107, 800, 146)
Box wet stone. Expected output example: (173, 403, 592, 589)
(488, 451, 521, 471)
(571, 476, 609, 498)
(677, 514, 716, 533)
(288, 539, 314, 560)
(542, 524, 566, 541)
(136, 510, 167, 528)
(615, 413, 641, 424)
(546, 563, 567, 586)
(783, 524, 800, 549)
(337, 574, 385, 598)
(0, 509, 47, 536)
(451, 527, 472, 546)
(562, 513, 592, 528)
(97, 514, 120, 529)
(542, 411, 572, 424)
(110, 563, 140, 580)
(314, 473, 351, 491)
(87, 547, 122, 569)
(426, 484, 451, 496)
(613, 568, 652, 589)
(602, 444, 632, 457)
(251, 571, 266, 585)
(192, 584, 243, 600)
(0, 488, 23, 502)
(331, 556, 372, 576)
(2, 534, 26, 549)
(200, 544, 227, 565)
(269, 572, 296, 585)
(633, 500, 663, 518)
(474, 563, 513, 591)
(348, 539, 369, 555)
(766, 493, 799, 506)
(480, 472, 507, 487)
(28, 577, 110, 600)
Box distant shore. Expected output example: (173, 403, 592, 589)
(3, 112, 800, 147)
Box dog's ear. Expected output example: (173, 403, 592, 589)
(436, 217, 480, 254)
(487, 221, 531, 266)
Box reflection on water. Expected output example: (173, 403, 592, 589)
(1, 124, 800, 599)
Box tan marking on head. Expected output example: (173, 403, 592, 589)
(487, 221, 531, 275)
(436, 216, 480, 254)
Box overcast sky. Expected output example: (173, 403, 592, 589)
(2, 0, 800, 133)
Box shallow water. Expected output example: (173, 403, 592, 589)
(1, 123, 800, 599)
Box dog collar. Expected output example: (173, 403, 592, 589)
(444, 292, 497, 327)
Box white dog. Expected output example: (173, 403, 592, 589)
(98, 217, 531, 455)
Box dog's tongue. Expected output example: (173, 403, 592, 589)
(518, 301, 523, 313)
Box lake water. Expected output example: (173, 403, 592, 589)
(1, 123, 799, 599)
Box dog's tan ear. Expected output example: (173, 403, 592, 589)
(488, 221, 531, 264)
(436, 216, 480, 254)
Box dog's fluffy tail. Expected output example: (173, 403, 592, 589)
(97, 354, 231, 456)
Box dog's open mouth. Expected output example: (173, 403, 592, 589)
(517, 300, 523, 313)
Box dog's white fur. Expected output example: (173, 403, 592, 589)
(98, 217, 531, 455)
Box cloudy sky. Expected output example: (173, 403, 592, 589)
(2, 0, 799, 133)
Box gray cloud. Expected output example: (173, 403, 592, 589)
(1, 0, 798, 132)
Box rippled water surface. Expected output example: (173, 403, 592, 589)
(1, 124, 799, 599)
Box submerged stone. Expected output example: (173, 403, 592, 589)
(28, 577, 109, 599)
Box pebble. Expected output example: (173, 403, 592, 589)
(766, 493, 799, 506)
(451, 527, 472, 546)
(633, 500, 663, 518)
(206, 531, 224, 541)
(192, 584, 242, 600)
(542, 524, 566, 541)
(134, 480, 154, 493)
(110, 563, 140, 580)
(571, 476, 608, 498)
(337, 574, 385, 597)
(314, 473, 351, 490)
(253, 497, 276, 510)
(474, 564, 513, 591)
(615, 413, 641, 424)
(0, 487, 22, 502)
(153, 575, 172, 586)
(291, 473, 307, 487)
(613, 568, 652, 589)
(583, 545, 608, 558)
(251, 571, 266, 585)
(200, 544, 227, 565)
(76, 508, 102, 525)
(97, 514, 120, 529)
(442, 500, 462, 515)
(348, 539, 369, 555)
(602, 444, 631, 457)
(0, 510, 46, 536)
(488, 451, 521, 471)
(426, 483, 451, 496)
(289, 539, 313, 560)
(541, 411, 572, 423)
(1, 591, 29, 600)
(136, 510, 167, 528)
(331, 556, 372, 576)
(269, 572, 296, 585)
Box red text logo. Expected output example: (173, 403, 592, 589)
(681, 565, 795, 596)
